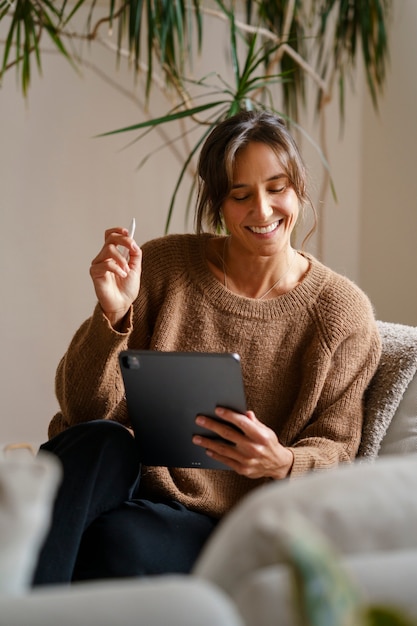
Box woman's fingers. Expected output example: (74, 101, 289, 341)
(89, 227, 142, 326)
(193, 408, 293, 479)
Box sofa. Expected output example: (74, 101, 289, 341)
(0, 320, 416, 626)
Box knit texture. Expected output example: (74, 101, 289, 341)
(49, 234, 381, 518)
(358, 321, 417, 458)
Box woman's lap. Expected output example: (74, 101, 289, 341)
(33, 420, 217, 585)
(73, 498, 217, 580)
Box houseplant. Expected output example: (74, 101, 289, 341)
(1, 0, 391, 233)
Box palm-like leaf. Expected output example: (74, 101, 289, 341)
(0, 0, 75, 95)
(1, 1, 392, 114)
(98, 14, 296, 231)
(0, 0, 392, 233)
(313, 0, 391, 111)
(245, 0, 307, 121)
(111, 0, 203, 96)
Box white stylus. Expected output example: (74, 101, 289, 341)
(118, 218, 136, 260)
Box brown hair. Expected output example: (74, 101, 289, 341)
(195, 110, 316, 246)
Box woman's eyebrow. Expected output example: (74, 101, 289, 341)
(231, 173, 287, 189)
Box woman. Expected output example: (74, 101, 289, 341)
(33, 110, 381, 585)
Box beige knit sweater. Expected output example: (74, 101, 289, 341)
(49, 233, 381, 518)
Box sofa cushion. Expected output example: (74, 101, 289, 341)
(233, 551, 417, 626)
(0, 450, 61, 595)
(0, 576, 244, 626)
(193, 455, 417, 596)
(378, 367, 417, 456)
(358, 321, 417, 458)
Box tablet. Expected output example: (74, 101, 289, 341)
(119, 350, 247, 470)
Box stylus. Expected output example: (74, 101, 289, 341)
(118, 218, 136, 259)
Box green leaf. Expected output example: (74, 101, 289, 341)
(1, 6, 19, 76)
(96, 100, 229, 137)
(364, 605, 417, 626)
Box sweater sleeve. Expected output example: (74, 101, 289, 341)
(48, 236, 178, 439)
(48, 304, 133, 438)
(287, 285, 382, 477)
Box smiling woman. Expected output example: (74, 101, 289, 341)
(198, 112, 313, 300)
(211, 142, 308, 299)
(33, 110, 382, 587)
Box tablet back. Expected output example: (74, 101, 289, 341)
(119, 351, 247, 469)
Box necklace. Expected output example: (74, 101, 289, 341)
(222, 237, 297, 300)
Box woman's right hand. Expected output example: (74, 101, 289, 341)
(90, 226, 142, 328)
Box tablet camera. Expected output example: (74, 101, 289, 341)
(122, 355, 141, 370)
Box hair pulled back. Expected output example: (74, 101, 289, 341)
(195, 110, 315, 241)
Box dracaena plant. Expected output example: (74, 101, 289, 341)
(0, 0, 392, 233)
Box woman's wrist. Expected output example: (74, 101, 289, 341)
(270, 447, 294, 480)
(103, 307, 131, 333)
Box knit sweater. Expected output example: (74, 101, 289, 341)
(49, 233, 382, 518)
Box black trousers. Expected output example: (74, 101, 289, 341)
(32, 420, 217, 586)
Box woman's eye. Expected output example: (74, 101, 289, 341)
(232, 195, 249, 202)
(270, 186, 286, 194)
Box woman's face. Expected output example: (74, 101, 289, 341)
(221, 141, 299, 258)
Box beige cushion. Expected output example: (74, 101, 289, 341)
(379, 368, 417, 455)
(0, 450, 61, 595)
(194, 455, 417, 596)
(0, 577, 244, 626)
(233, 551, 417, 626)
(359, 321, 417, 458)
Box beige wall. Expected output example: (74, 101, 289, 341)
(0, 1, 415, 444)
(360, 0, 417, 326)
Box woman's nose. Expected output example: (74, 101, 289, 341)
(253, 191, 273, 220)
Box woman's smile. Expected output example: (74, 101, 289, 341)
(246, 219, 283, 236)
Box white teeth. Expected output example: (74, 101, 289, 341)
(249, 221, 280, 234)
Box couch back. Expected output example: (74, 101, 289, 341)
(358, 321, 417, 459)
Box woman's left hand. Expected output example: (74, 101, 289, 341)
(193, 408, 294, 480)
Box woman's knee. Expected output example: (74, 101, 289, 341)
(39, 420, 140, 486)
(41, 419, 134, 453)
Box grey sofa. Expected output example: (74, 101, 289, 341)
(1, 321, 416, 626)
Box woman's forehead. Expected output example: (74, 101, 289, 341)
(232, 142, 288, 177)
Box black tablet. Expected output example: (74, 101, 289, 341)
(119, 350, 247, 469)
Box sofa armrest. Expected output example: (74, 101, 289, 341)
(0, 576, 244, 626)
(233, 551, 417, 626)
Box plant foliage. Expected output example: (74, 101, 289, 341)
(0, 0, 392, 229)
(1, 0, 391, 112)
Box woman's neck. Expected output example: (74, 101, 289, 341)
(221, 236, 301, 300)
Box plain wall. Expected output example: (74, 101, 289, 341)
(0, 1, 415, 444)
(360, 0, 417, 325)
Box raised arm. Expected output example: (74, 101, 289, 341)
(49, 226, 143, 437)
